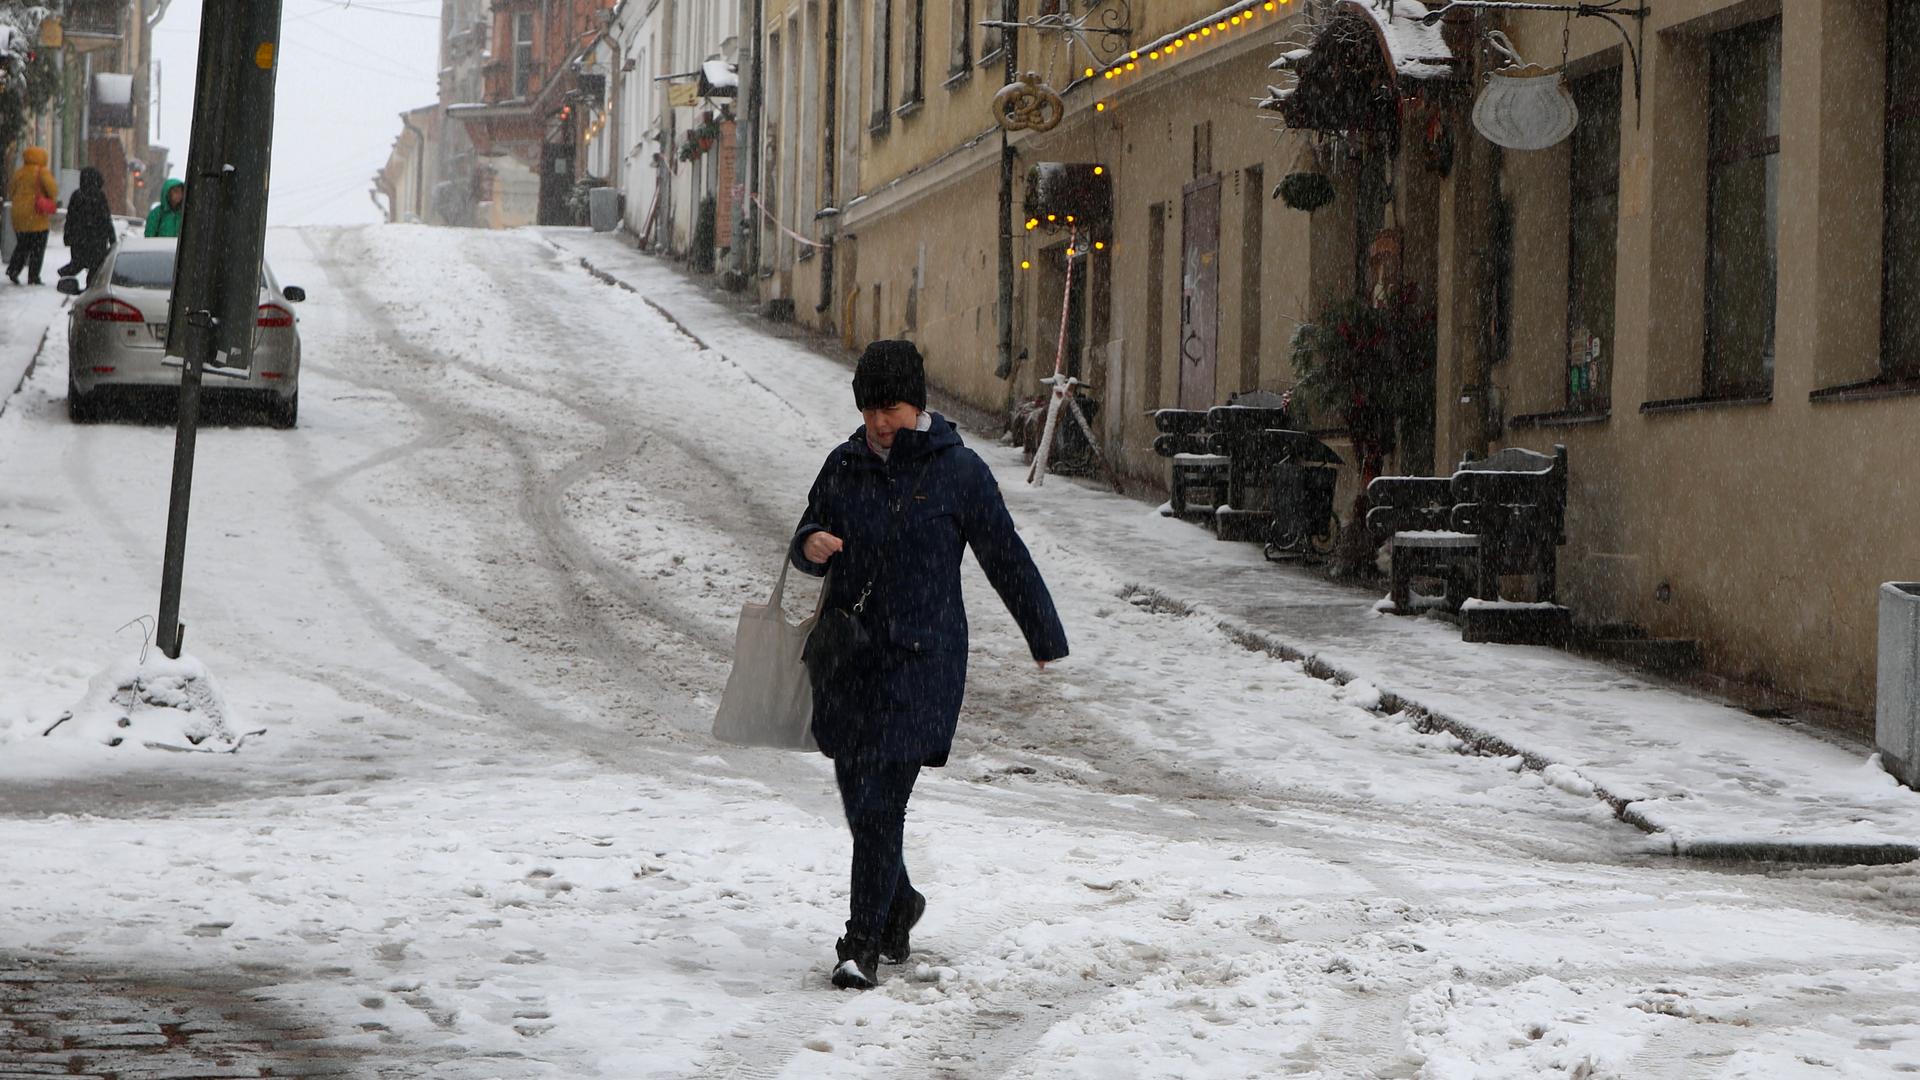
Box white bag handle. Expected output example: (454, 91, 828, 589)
(766, 553, 831, 626)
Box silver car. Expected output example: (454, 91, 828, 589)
(61, 237, 307, 427)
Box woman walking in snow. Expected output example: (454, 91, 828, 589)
(6, 147, 58, 286)
(791, 339, 1068, 990)
(58, 167, 115, 284)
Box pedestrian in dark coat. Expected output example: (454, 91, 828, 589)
(58, 167, 115, 284)
(791, 339, 1068, 990)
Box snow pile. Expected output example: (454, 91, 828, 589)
(48, 652, 256, 752)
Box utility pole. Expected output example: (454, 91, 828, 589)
(154, 0, 283, 659)
(995, 0, 1018, 382)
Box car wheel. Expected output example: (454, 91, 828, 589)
(267, 390, 297, 429)
(67, 374, 96, 423)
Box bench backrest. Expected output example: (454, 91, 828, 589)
(1451, 445, 1566, 516)
(1151, 408, 1210, 436)
(1367, 444, 1568, 544)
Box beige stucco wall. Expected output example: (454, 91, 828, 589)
(1488, 0, 1909, 710)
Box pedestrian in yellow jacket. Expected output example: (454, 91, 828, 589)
(8, 147, 59, 286)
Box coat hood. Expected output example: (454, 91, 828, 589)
(849, 411, 962, 464)
(159, 178, 184, 198)
(21, 147, 47, 167)
(78, 166, 103, 190)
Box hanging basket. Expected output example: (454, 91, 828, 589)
(1277, 171, 1335, 212)
(1275, 139, 1334, 212)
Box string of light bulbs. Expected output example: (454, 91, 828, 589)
(1083, 0, 1294, 113)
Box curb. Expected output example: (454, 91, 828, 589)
(1136, 589, 1920, 868)
(0, 324, 51, 422)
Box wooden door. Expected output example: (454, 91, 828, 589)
(1179, 176, 1221, 410)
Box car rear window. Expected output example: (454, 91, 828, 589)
(110, 251, 176, 289)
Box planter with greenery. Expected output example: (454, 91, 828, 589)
(1287, 289, 1437, 571)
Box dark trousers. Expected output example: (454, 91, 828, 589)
(833, 755, 920, 941)
(56, 254, 103, 284)
(7, 230, 47, 283)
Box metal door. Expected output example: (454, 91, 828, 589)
(1179, 176, 1221, 410)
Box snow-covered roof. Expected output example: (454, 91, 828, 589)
(1257, 0, 1459, 116)
(1350, 0, 1456, 80)
(701, 59, 738, 91)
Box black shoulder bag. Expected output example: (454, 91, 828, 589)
(801, 464, 927, 678)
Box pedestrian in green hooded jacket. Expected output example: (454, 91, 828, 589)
(145, 178, 184, 238)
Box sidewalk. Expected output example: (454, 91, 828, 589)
(543, 227, 1920, 866)
(0, 282, 64, 421)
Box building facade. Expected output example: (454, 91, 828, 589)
(744, 0, 1920, 720)
(605, 0, 739, 259)
(448, 0, 616, 227)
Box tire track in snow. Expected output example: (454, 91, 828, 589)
(298, 230, 729, 735)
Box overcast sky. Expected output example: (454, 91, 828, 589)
(150, 0, 444, 227)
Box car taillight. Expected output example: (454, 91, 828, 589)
(84, 299, 143, 323)
(256, 304, 293, 328)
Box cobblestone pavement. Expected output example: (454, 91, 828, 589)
(0, 961, 365, 1080)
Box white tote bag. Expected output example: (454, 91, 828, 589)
(712, 557, 821, 751)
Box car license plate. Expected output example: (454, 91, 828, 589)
(146, 322, 167, 342)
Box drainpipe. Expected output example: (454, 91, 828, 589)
(401, 113, 427, 221)
(814, 0, 838, 316)
(741, 0, 763, 275)
(994, 0, 1018, 380)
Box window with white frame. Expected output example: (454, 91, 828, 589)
(901, 0, 926, 105)
(949, 0, 972, 78)
(513, 12, 535, 98)
(870, 0, 893, 129)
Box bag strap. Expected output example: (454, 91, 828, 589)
(768, 555, 834, 623)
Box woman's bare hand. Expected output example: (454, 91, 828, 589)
(803, 531, 844, 564)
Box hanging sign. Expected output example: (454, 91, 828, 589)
(1471, 32, 1578, 151)
(994, 72, 1064, 132)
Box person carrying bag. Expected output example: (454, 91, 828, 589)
(787, 340, 1068, 990)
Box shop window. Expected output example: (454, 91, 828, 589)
(1566, 66, 1621, 411)
(1886, 0, 1920, 380)
(1703, 16, 1781, 399)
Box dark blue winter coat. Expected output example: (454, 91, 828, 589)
(790, 413, 1068, 766)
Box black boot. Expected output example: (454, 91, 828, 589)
(879, 887, 925, 964)
(831, 934, 881, 990)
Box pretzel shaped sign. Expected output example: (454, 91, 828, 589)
(994, 73, 1064, 133)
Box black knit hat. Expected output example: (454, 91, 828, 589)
(852, 339, 927, 411)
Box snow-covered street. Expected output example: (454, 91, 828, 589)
(3, 226, 1919, 1078)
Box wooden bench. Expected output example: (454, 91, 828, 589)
(1367, 445, 1569, 618)
(1151, 409, 1227, 519)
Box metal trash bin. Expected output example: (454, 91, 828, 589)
(1880, 583, 1920, 788)
(589, 186, 619, 232)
